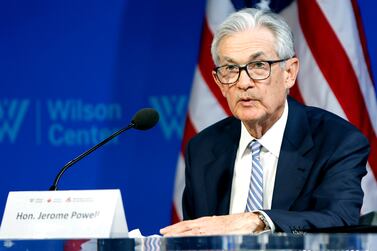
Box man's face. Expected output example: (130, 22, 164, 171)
(213, 27, 298, 129)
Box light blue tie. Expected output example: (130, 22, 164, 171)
(245, 140, 263, 211)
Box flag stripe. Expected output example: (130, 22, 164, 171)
(362, 163, 377, 214)
(206, 0, 235, 34)
(351, 0, 375, 82)
(173, 154, 185, 220)
(171, 204, 180, 223)
(289, 80, 304, 104)
(297, 0, 377, 176)
(180, 115, 196, 155)
(198, 18, 232, 116)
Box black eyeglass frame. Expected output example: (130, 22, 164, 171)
(213, 58, 290, 85)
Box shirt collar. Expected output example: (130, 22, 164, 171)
(239, 99, 289, 158)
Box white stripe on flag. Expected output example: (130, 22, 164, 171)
(189, 67, 227, 132)
(173, 153, 185, 220)
(206, 0, 235, 34)
(362, 163, 377, 214)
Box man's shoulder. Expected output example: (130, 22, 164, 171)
(190, 116, 240, 144)
(288, 97, 368, 141)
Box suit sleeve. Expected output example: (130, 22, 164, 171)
(264, 130, 369, 233)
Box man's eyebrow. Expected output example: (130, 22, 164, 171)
(248, 52, 266, 61)
(222, 57, 237, 64)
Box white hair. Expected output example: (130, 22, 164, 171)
(211, 8, 295, 65)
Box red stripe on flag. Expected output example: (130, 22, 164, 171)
(171, 204, 181, 223)
(198, 18, 232, 115)
(297, 0, 377, 176)
(351, 0, 375, 82)
(290, 80, 305, 104)
(180, 115, 197, 155)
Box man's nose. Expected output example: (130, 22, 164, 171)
(236, 69, 255, 89)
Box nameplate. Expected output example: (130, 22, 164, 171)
(0, 189, 128, 239)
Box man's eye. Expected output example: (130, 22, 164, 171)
(225, 65, 238, 72)
(251, 61, 267, 69)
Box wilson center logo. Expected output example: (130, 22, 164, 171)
(149, 95, 187, 140)
(0, 96, 187, 145)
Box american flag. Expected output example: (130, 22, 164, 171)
(172, 0, 377, 223)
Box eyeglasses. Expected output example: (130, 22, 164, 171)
(214, 58, 289, 85)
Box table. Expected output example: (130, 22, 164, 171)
(1, 233, 377, 250)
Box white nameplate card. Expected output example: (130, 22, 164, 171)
(0, 189, 128, 239)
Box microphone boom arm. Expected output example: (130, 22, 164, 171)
(48, 107, 159, 191)
(49, 123, 134, 191)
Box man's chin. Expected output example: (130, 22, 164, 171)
(234, 111, 264, 122)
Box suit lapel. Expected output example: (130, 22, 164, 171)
(272, 97, 314, 210)
(204, 118, 241, 215)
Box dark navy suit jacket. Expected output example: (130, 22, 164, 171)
(182, 96, 369, 232)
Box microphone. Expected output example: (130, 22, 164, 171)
(48, 108, 159, 191)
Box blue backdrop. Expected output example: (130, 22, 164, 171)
(0, 0, 376, 235)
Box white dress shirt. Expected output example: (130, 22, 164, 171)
(229, 99, 289, 231)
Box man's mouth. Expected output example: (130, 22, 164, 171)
(236, 92, 259, 106)
(238, 98, 257, 106)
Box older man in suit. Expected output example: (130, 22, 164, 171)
(160, 8, 369, 235)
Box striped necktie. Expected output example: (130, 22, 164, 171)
(245, 140, 263, 211)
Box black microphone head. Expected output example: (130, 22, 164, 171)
(131, 108, 159, 130)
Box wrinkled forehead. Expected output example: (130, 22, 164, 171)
(217, 27, 278, 64)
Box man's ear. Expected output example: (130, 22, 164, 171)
(212, 71, 227, 97)
(284, 57, 299, 89)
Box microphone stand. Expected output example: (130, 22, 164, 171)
(49, 123, 134, 191)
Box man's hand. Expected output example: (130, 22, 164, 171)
(160, 212, 265, 237)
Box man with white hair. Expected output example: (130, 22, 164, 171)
(161, 8, 369, 236)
